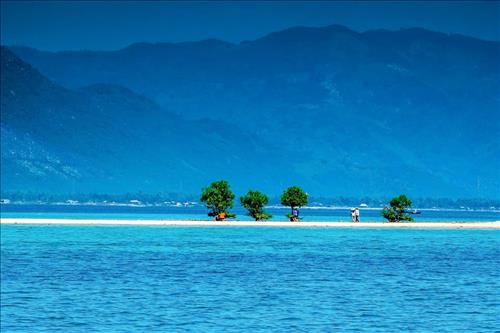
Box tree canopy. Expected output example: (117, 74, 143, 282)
(381, 194, 413, 222)
(200, 180, 235, 217)
(240, 190, 272, 221)
(281, 186, 308, 209)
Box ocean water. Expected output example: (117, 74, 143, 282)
(1, 204, 499, 222)
(1, 225, 499, 332)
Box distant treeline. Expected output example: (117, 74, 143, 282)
(1, 191, 499, 209)
(0, 192, 198, 204)
(307, 196, 500, 210)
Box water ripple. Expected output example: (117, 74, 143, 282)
(1, 226, 499, 332)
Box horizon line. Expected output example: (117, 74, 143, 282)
(4, 23, 498, 53)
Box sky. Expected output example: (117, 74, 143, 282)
(1, 1, 499, 51)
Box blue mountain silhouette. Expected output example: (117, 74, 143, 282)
(3, 25, 499, 197)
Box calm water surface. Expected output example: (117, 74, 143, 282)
(2, 204, 499, 221)
(1, 225, 499, 332)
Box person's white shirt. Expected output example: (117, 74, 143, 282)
(355, 209, 360, 216)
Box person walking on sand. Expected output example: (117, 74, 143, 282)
(355, 208, 360, 222)
(351, 208, 356, 222)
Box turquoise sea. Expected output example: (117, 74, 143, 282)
(1, 204, 499, 221)
(1, 225, 499, 332)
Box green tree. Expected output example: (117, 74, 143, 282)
(381, 194, 414, 222)
(281, 186, 308, 220)
(200, 180, 236, 218)
(240, 190, 272, 221)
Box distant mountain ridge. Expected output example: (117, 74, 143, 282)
(1, 47, 291, 194)
(3, 24, 500, 198)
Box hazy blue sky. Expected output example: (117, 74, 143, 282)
(1, 1, 499, 51)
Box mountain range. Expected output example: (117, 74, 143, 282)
(2, 24, 499, 198)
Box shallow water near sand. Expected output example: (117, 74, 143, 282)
(1, 225, 499, 332)
(2, 204, 499, 221)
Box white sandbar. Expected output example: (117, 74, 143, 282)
(1, 218, 498, 229)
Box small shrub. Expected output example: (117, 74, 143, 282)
(381, 194, 413, 222)
(200, 180, 235, 218)
(281, 186, 308, 220)
(240, 190, 272, 221)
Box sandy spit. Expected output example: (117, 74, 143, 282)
(1, 218, 499, 229)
